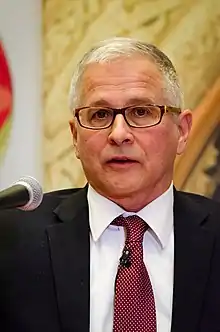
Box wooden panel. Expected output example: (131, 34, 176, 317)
(174, 77, 220, 189)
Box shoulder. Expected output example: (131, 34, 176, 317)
(175, 190, 220, 231)
(176, 190, 220, 209)
(0, 187, 84, 228)
(0, 187, 88, 270)
(0, 187, 87, 255)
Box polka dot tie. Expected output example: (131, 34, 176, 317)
(112, 215, 157, 332)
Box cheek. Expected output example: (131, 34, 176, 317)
(137, 126, 178, 163)
(77, 131, 106, 163)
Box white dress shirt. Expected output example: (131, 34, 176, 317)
(89, 184, 174, 332)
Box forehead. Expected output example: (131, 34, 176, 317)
(79, 55, 165, 106)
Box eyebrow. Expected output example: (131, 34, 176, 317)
(89, 100, 112, 107)
(125, 97, 155, 105)
(88, 97, 156, 107)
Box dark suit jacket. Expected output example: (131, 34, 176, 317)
(0, 186, 220, 332)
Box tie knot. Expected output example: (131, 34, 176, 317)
(113, 215, 148, 243)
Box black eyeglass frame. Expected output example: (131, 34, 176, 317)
(74, 104, 181, 130)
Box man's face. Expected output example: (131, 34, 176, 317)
(70, 55, 192, 205)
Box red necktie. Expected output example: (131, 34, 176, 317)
(112, 215, 157, 332)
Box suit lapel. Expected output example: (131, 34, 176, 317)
(45, 186, 215, 332)
(171, 191, 215, 332)
(46, 187, 90, 332)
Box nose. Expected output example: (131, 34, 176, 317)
(108, 114, 134, 146)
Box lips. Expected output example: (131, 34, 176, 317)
(107, 157, 138, 164)
(106, 157, 138, 170)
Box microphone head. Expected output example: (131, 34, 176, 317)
(15, 176, 43, 211)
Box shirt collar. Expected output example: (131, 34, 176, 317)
(88, 183, 173, 249)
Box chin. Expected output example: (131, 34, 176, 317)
(102, 181, 138, 198)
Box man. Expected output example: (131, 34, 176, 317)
(0, 37, 220, 332)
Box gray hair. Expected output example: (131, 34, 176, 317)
(69, 37, 184, 111)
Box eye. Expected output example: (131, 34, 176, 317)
(130, 106, 151, 117)
(93, 109, 111, 119)
(90, 108, 112, 120)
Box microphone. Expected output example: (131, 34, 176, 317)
(119, 247, 131, 268)
(0, 176, 43, 211)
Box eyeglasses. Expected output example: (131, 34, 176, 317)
(74, 104, 181, 130)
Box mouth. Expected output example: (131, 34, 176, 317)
(106, 157, 139, 167)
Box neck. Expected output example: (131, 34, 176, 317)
(91, 180, 173, 212)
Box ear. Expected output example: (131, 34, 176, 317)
(176, 109, 193, 155)
(69, 119, 80, 159)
